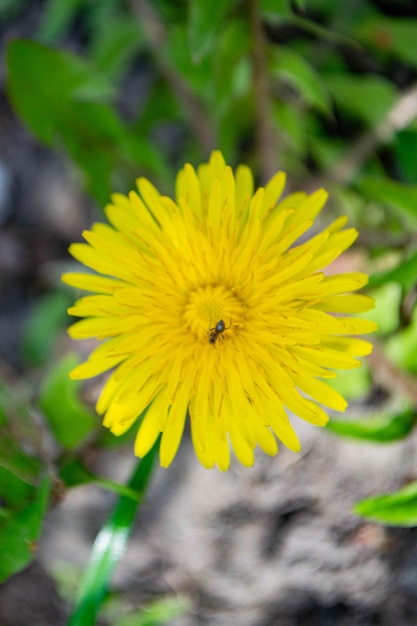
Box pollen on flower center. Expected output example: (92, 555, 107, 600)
(183, 284, 245, 342)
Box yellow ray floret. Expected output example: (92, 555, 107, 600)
(63, 151, 377, 470)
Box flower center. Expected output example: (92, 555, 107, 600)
(183, 284, 245, 343)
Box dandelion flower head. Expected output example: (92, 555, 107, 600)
(63, 151, 376, 470)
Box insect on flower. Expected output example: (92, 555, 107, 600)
(63, 150, 377, 471)
(208, 319, 228, 344)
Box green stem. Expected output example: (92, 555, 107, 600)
(67, 439, 160, 626)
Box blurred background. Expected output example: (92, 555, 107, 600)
(2, 0, 417, 624)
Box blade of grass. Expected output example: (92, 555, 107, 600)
(67, 439, 160, 626)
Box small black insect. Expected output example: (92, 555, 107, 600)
(209, 319, 228, 344)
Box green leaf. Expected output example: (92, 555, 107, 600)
(6, 39, 166, 203)
(364, 283, 401, 335)
(358, 175, 417, 224)
(217, 93, 252, 163)
(59, 458, 145, 500)
(292, 0, 305, 10)
(213, 19, 251, 119)
(326, 365, 371, 401)
(37, 0, 85, 43)
(0, 476, 51, 583)
(6, 39, 114, 144)
(58, 457, 101, 488)
(0, 380, 43, 484)
(356, 17, 417, 69)
(355, 481, 417, 527)
(188, 0, 234, 63)
(309, 135, 345, 171)
(394, 130, 417, 184)
(39, 354, 97, 450)
(21, 290, 73, 366)
(90, 14, 145, 81)
(114, 597, 190, 626)
(325, 73, 397, 126)
(259, 0, 293, 19)
(166, 24, 213, 99)
(368, 250, 417, 292)
(131, 79, 181, 155)
(273, 100, 307, 154)
(271, 46, 331, 115)
(59, 98, 128, 202)
(68, 442, 159, 626)
(0, 466, 33, 508)
(327, 408, 417, 442)
(385, 310, 417, 373)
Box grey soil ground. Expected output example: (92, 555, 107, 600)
(2, 419, 417, 626)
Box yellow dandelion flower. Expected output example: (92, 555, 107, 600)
(63, 151, 377, 471)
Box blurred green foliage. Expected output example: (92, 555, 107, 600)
(327, 408, 417, 443)
(355, 480, 417, 527)
(39, 354, 97, 449)
(0, 381, 51, 582)
(112, 596, 192, 626)
(4, 0, 417, 622)
(21, 290, 73, 365)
